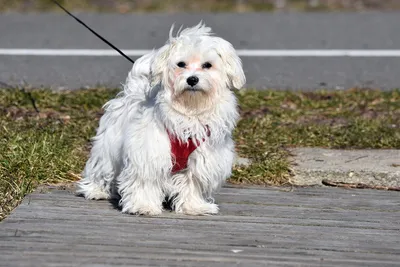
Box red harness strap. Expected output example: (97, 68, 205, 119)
(168, 128, 210, 174)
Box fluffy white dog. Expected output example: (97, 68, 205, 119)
(76, 23, 246, 215)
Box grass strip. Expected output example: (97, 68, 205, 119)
(0, 87, 399, 220)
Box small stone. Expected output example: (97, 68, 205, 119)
(234, 156, 252, 167)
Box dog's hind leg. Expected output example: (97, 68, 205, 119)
(76, 103, 125, 200)
(76, 143, 115, 200)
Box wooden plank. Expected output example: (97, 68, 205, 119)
(0, 186, 399, 266)
(5, 209, 399, 231)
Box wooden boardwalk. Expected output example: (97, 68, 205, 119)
(0, 185, 399, 266)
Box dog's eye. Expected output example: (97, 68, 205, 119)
(177, 61, 186, 68)
(202, 62, 212, 69)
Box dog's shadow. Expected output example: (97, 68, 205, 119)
(75, 188, 176, 213)
(107, 195, 175, 212)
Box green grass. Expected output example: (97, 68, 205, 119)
(0, 87, 399, 220)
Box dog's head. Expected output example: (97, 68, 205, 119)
(151, 22, 245, 116)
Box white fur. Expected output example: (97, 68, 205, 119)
(76, 22, 246, 216)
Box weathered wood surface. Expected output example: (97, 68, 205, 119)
(0, 185, 399, 266)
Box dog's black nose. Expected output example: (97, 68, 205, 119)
(186, 76, 199, 87)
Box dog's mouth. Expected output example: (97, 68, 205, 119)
(183, 86, 204, 92)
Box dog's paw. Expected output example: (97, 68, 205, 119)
(76, 184, 111, 200)
(122, 204, 163, 216)
(85, 191, 111, 200)
(179, 202, 219, 216)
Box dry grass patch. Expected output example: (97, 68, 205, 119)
(1, 0, 400, 13)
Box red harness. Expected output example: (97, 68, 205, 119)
(168, 128, 210, 174)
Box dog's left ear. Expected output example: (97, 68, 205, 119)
(215, 38, 246, 90)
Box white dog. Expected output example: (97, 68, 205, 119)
(76, 22, 245, 215)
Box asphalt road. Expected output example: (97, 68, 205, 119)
(1, 12, 400, 90)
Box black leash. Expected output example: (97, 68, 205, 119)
(51, 0, 135, 64)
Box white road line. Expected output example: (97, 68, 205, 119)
(0, 49, 151, 56)
(237, 49, 400, 57)
(1, 49, 400, 57)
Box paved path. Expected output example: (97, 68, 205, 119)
(290, 148, 400, 188)
(1, 186, 399, 266)
(1, 13, 400, 89)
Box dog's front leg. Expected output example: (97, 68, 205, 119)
(170, 172, 219, 215)
(116, 160, 167, 216)
(171, 139, 235, 215)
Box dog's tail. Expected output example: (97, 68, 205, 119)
(126, 51, 156, 80)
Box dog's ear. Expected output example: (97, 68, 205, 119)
(215, 38, 246, 90)
(151, 44, 171, 86)
(151, 25, 180, 86)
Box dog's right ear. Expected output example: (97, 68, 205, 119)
(150, 45, 170, 86)
(151, 24, 184, 86)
